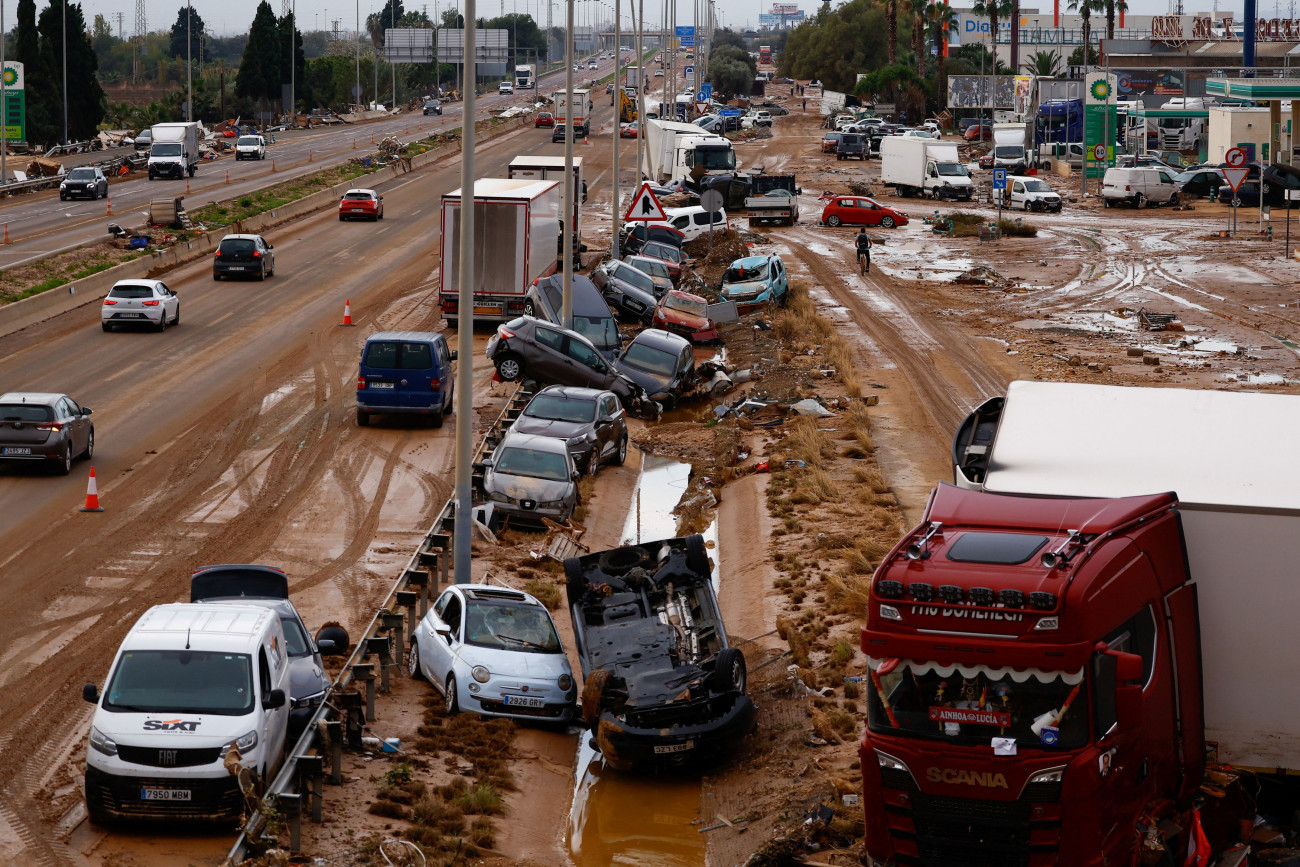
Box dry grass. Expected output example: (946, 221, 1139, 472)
(776, 617, 811, 668)
(773, 281, 862, 397)
(522, 578, 562, 610)
(824, 570, 874, 619)
(470, 816, 496, 848)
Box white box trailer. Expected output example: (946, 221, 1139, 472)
(438, 179, 562, 328)
(953, 380, 1300, 771)
(507, 155, 584, 266)
(878, 137, 973, 200)
(554, 88, 592, 136)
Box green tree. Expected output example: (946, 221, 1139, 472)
(1022, 49, 1061, 76)
(928, 2, 957, 110)
(36, 0, 105, 142)
(887, 0, 898, 64)
(780, 0, 892, 92)
(169, 6, 206, 59)
(709, 57, 753, 98)
(971, 0, 1011, 67)
(1067, 0, 1102, 69)
(236, 1, 281, 106)
(1067, 42, 1098, 66)
(855, 63, 926, 121)
(366, 0, 403, 46)
(15, 0, 54, 142)
(1104, 0, 1127, 40)
(909, 0, 928, 77)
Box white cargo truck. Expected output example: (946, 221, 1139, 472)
(148, 121, 200, 180)
(507, 155, 585, 267)
(879, 137, 973, 200)
(554, 88, 592, 137)
(514, 64, 536, 89)
(991, 121, 1033, 172)
(641, 118, 736, 185)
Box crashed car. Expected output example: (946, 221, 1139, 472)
(718, 254, 790, 312)
(653, 290, 718, 344)
(565, 535, 756, 770)
(480, 431, 580, 529)
(486, 316, 657, 418)
(613, 329, 698, 410)
(511, 385, 629, 477)
(592, 260, 660, 320)
(621, 223, 687, 257)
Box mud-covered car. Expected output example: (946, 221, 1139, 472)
(612, 329, 698, 409)
(564, 535, 756, 770)
(480, 431, 580, 529)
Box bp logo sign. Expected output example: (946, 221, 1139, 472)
(2, 68, 16, 87)
(1090, 79, 1110, 101)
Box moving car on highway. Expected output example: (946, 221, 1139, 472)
(478, 431, 581, 528)
(409, 585, 575, 720)
(423, 99, 443, 116)
(339, 188, 384, 221)
(60, 166, 108, 200)
(511, 385, 628, 477)
(535, 111, 555, 127)
(356, 331, 457, 428)
(499, 81, 515, 94)
(0, 392, 94, 475)
(213, 234, 275, 281)
(234, 135, 267, 160)
(101, 279, 180, 332)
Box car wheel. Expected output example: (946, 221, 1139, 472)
(685, 533, 710, 575)
(357, 409, 370, 427)
(213, 271, 221, 281)
(59, 193, 66, 201)
(431, 400, 445, 429)
(523, 300, 536, 317)
(57, 444, 73, 476)
(407, 640, 425, 681)
(155, 310, 167, 332)
(613, 433, 628, 466)
(257, 264, 266, 281)
(443, 383, 454, 415)
(444, 674, 460, 715)
(709, 647, 747, 694)
(581, 669, 613, 728)
(827, 215, 841, 227)
(585, 450, 600, 477)
(495, 353, 524, 382)
(172, 306, 180, 327)
(1169, 192, 1181, 206)
(101, 322, 112, 332)
(81, 427, 95, 460)
(1134, 193, 1145, 209)
(880, 216, 896, 228)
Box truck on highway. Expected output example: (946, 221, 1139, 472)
(555, 88, 592, 137)
(514, 64, 536, 89)
(147, 121, 200, 180)
(879, 137, 973, 200)
(507, 155, 585, 268)
(438, 179, 562, 328)
(860, 380, 1300, 865)
(641, 118, 736, 185)
(991, 121, 1033, 172)
(625, 65, 642, 91)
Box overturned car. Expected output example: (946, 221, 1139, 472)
(565, 535, 756, 771)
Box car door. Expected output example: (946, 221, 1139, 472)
(423, 591, 461, 684)
(257, 236, 274, 272)
(57, 398, 83, 455)
(859, 200, 882, 226)
(563, 336, 610, 389)
(397, 341, 436, 408)
(596, 394, 623, 457)
(157, 282, 178, 320)
(772, 259, 788, 300)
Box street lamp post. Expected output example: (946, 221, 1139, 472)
(454, 0, 477, 585)
(62, 0, 67, 143)
(611, 0, 619, 259)
(186, 1, 192, 121)
(356, 0, 362, 108)
(561, 0, 574, 324)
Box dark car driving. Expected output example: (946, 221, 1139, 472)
(0, 392, 94, 475)
(60, 166, 109, 201)
(511, 385, 628, 477)
(613, 329, 698, 409)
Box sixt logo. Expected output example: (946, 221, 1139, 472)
(926, 767, 1009, 788)
(143, 718, 200, 732)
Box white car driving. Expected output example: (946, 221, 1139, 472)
(408, 585, 575, 722)
(234, 135, 267, 160)
(499, 81, 514, 94)
(101, 279, 180, 332)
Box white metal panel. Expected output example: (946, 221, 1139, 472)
(984, 382, 1300, 510)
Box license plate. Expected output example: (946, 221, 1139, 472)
(2, 447, 31, 455)
(473, 305, 503, 315)
(369, 382, 395, 389)
(503, 695, 545, 708)
(141, 788, 191, 801)
(227, 266, 244, 271)
(119, 312, 144, 318)
(654, 740, 694, 754)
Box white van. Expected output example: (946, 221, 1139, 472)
(993, 175, 1064, 212)
(648, 206, 729, 242)
(82, 603, 291, 823)
(1102, 166, 1182, 208)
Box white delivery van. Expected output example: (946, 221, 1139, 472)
(993, 175, 1064, 212)
(82, 603, 290, 823)
(647, 205, 729, 242)
(1102, 166, 1182, 208)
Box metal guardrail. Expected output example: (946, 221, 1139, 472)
(225, 382, 537, 864)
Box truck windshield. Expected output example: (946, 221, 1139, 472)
(697, 148, 736, 171)
(994, 146, 1024, 159)
(866, 658, 1089, 750)
(935, 162, 968, 177)
(151, 143, 183, 157)
(104, 650, 254, 715)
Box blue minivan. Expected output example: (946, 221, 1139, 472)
(356, 331, 457, 427)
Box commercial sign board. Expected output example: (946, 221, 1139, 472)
(1, 63, 24, 144)
(947, 75, 1015, 109)
(384, 28, 434, 62)
(1084, 71, 1117, 179)
(436, 29, 509, 64)
(1115, 69, 1185, 97)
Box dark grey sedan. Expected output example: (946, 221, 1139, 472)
(480, 431, 580, 529)
(613, 329, 699, 409)
(0, 392, 94, 474)
(591, 260, 658, 321)
(512, 385, 628, 477)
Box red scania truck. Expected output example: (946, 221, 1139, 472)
(860, 381, 1300, 866)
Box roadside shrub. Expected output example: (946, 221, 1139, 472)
(470, 816, 496, 848)
(522, 578, 561, 610)
(455, 783, 504, 815)
(997, 218, 1038, 237)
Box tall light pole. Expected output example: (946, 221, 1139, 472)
(2, 0, 8, 186)
(454, 0, 477, 585)
(391, 0, 396, 107)
(62, 0, 67, 143)
(611, 0, 619, 258)
(290, 0, 296, 121)
(634, 0, 643, 183)
(356, 0, 362, 107)
(561, 0, 574, 324)
(186, 1, 192, 121)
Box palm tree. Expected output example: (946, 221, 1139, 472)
(1022, 49, 1062, 77)
(1068, 0, 1102, 69)
(910, 0, 929, 78)
(971, 0, 1011, 66)
(1104, 0, 1127, 41)
(928, 2, 957, 110)
(887, 0, 898, 64)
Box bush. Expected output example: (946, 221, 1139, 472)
(997, 218, 1038, 237)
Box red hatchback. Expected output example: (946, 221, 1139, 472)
(820, 196, 908, 228)
(339, 188, 384, 222)
(653, 290, 718, 343)
(535, 111, 555, 128)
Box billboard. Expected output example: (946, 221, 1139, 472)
(759, 11, 805, 26)
(384, 28, 434, 62)
(436, 29, 509, 63)
(1, 63, 24, 143)
(1114, 69, 1185, 97)
(946, 75, 1015, 109)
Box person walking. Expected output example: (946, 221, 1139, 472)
(855, 228, 872, 274)
(802, 98, 807, 111)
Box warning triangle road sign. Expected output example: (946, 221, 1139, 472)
(1222, 167, 1251, 193)
(624, 181, 668, 222)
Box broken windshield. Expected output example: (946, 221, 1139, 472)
(723, 264, 769, 284)
(865, 658, 1089, 749)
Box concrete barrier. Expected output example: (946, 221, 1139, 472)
(0, 116, 529, 340)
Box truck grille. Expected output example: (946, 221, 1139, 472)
(116, 745, 223, 768)
(889, 791, 1058, 867)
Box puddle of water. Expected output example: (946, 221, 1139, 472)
(567, 739, 705, 866)
(621, 456, 692, 545)
(1224, 372, 1288, 384)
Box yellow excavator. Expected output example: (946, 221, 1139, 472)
(619, 87, 638, 124)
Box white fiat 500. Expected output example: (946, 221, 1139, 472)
(408, 585, 575, 722)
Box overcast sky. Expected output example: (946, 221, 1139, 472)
(12, 0, 1260, 42)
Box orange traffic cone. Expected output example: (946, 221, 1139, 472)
(3, 224, 10, 244)
(225, 169, 230, 184)
(79, 466, 104, 512)
(339, 299, 355, 326)
(185, 179, 191, 195)
(106, 200, 112, 216)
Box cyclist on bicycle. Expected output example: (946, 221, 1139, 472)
(855, 229, 872, 274)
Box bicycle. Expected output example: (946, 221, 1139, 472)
(857, 250, 870, 275)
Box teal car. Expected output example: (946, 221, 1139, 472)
(718, 255, 789, 312)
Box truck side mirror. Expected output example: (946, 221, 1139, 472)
(82, 683, 99, 703)
(1099, 644, 1145, 729)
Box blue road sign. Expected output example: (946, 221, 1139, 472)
(719, 109, 743, 117)
(992, 168, 1008, 190)
(675, 25, 695, 36)
(700, 83, 712, 99)
(679, 36, 695, 46)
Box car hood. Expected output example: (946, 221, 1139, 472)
(455, 644, 572, 678)
(288, 655, 330, 699)
(511, 417, 591, 441)
(614, 362, 673, 394)
(485, 471, 574, 502)
(658, 308, 713, 331)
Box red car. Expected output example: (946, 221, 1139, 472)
(637, 240, 684, 284)
(821, 132, 842, 153)
(653, 290, 718, 343)
(820, 196, 907, 228)
(339, 188, 384, 222)
(535, 111, 555, 127)
(978, 152, 995, 170)
(620, 121, 639, 138)
(964, 122, 993, 142)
